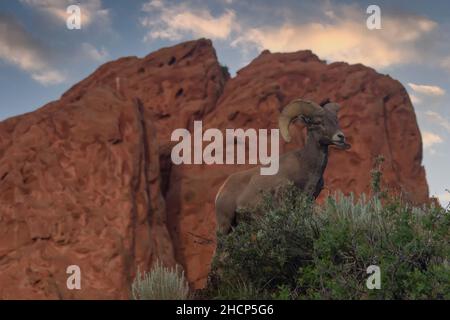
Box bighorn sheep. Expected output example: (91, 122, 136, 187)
(215, 99, 351, 234)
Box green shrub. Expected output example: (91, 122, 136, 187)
(131, 261, 190, 300)
(212, 187, 317, 290)
(220, 64, 229, 77)
(209, 185, 450, 300)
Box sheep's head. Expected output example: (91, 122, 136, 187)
(278, 99, 351, 150)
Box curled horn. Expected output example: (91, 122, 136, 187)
(278, 99, 324, 142)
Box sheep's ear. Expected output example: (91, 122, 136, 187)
(324, 102, 340, 114)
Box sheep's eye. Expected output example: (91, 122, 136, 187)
(299, 116, 312, 125)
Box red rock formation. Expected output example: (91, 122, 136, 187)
(0, 39, 428, 298)
(164, 49, 429, 288)
(0, 88, 175, 299)
(207, 50, 429, 205)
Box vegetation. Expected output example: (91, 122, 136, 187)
(206, 184, 450, 300)
(131, 261, 190, 300)
(370, 155, 386, 198)
(220, 64, 230, 78)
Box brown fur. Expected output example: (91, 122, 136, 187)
(215, 104, 349, 234)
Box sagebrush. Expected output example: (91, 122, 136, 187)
(131, 261, 190, 300)
(207, 185, 450, 300)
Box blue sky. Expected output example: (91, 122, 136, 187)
(1, 0, 449, 205)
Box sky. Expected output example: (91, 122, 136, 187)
(0, 0, 449, 205)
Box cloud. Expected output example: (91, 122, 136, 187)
(425, 111, 450, 132)
(438, 190, 450, 205)
(20, 0, 110, 29)
(408, 83, 446, 96)
(408, 83, 445, 108)
(409, 94, 421, 105)
(141, 1, 237, 41)
(231, 4, 437, 69)
(31, 70, 65, 85)
(422, 131, 443, 149)
(0, 14, 65, 85)
(139, 1, 446, 73)
(441, 56, 450, 73)
(81, 42, 109, 62)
